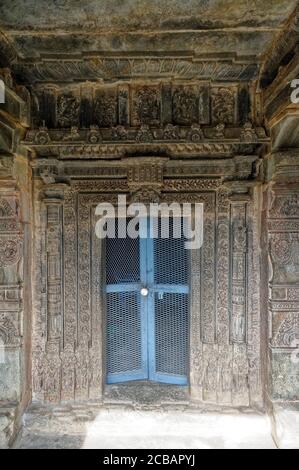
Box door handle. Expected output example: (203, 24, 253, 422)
(140, 287, 149, 297)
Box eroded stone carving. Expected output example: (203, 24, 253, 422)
(211, 88, 235, 124)
(132, 87, 161, 127)
(231, 204, 248, 344)
(57, 94, 80, 128)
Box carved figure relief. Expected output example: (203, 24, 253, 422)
(57, 93, 80, 128)
(132, 87, 161, 126)
(211, 87, 235, 124)
(172, 87, 198, 125)
(231, 206, 248, 343)
(94, 91, 117, 127)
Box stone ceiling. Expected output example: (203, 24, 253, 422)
(0, 1, 298, 84)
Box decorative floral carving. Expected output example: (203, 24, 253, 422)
(0, 238, 22, 267)
(87, 125, 102, 144)
(272, 312, 299, 348)
(270, 233, 293, 265)
(280, 194, 299, 217)
(136, 125, 153, 143)
(188, 124, 204, 142)
(34, 125, 51, 145)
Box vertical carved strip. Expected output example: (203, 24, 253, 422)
(201, 196, 216, 343)
(89, 207, 104, 399)
(63, 190, 77, 346)
(78, 194, 91, 346)
(230, 201, 248, 344)
(190, 268, 203, 400)
(43, 193, 63, 402)
(247, 191, 262, 406)
(229, 196, 250, 406)
(216, 189, 230, 344)
(232, 343, 249, 406)
(76, 194, 91, 400)
(202, 343, 218, 402)
(45, 200, 63, 341)
(61, 189, 77, 401)
(32, 183, 47, 401)
(216, 189, 232, 404)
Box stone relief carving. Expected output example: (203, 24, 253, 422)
(132, 87, 161, 127)
(57, 93, 80, 128)
(188, 124, 204, 142)
(31, 167, 257, 407)
(94, 91, 117, 127)
(0, 238, 22, 268)
(0, 197, 23, 268)
(34, 125, 51, 145)
(172, 87, 198, 125)
(241, 121, 257, 142)
(211, 87, 235, 124)
(45, 201, 63, 342)
(272, 312, 299, 348)
(231, 204, 248, 344)
(0, 313, 20, 346)
(270, 233, 299, 283)
(136, 124, 154, 143)
(270, 193, 299, 218)
(87, 125, 102, 144)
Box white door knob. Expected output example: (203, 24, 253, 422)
(140, 288, 149, 297)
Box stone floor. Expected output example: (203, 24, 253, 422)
(14, 402, 278, 449)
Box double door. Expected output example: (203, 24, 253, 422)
(105, 217, 189, 385)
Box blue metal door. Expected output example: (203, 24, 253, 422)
(106, 217, 189, 385)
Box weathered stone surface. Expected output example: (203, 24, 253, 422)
(272, 404, 299, 449)
(15, 403, 276, 449)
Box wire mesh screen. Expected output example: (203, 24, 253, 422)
(105, 219, 140, 284)
(155, 292, 189, 376)
(154, 217, 189, 285)
(106, 291, 142, 375)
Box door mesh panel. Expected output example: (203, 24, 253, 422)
(154, 218, 189, 285)
(106, 292, 142, 374)
(106, 220, 140, 284)
(155, 292, 188, 376)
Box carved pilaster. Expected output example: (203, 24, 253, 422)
(63, 189, 77, 348)
(44, 196, 63, 342)
(230, 197, 248, 344)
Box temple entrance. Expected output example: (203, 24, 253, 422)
(105, 217, 190, 385)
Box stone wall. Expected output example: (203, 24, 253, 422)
(0, 70, 32, 446)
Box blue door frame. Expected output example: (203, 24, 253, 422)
(106, 217, 189, 385)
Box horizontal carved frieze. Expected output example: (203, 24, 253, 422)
(26, 142, 265, 160)
(13, 58, 259, 84)
(25, 125, 268, 146)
